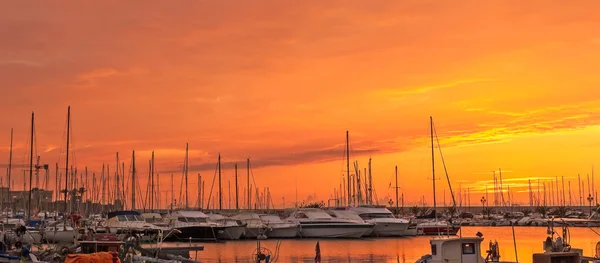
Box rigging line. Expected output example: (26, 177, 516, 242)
(432, 120, 458, 210)
(249, 161, 260, 205)
(205, 161, 219, 210)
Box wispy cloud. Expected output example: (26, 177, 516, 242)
(380, 78, 497, 100)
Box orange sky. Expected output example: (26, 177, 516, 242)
(2, 1, 600, 209)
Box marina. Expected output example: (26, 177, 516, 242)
(3, 1, 600, 262)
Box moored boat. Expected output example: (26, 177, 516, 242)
(349, 206, 410, 237)
(286, 208, 373, 238)
(165, 210, 223, 242)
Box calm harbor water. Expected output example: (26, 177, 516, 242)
(165, 226, 600, 263)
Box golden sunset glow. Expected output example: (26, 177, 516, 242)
(2, 1, 600, 209)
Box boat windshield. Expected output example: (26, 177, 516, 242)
(359, 213, 394, 220)
(178, 217, 207, 223)
(117, 215, 145, 222)
(260, 215, 282, 222)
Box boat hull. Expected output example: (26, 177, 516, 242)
(218, 226, 245, 240)
(45, 230, 78, 243)
(243, 227, 266, 239)
(22, 232, 43, 244)
(266, 226, 299, 238)
(371, 222, 409, 237)
(299, 223, 372, 238)
(166, 226, 222, 241)
(419, 225, 460, 235)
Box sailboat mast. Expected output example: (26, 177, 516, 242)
(247, 158, 250, 209)
(235, 164, 239, 210)
(132, 150, 136, 210)
(185, 143, 189, 209)
(368, 158, 372, 205)
(27, 112, 34, 221)
(64, 106, 70, 214)
(218, 153, 222, 210)
(430, 116, 437, 216)
(346, 131, 350, 207)
(395, 165, 399, 213)
(151, 151, 154, 211)
(6, 128, 13, 223)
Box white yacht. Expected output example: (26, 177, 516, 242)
(230, 211, 267, 239)
(259, 214, 299, 238)
(207, 213, 245, 240)
(325, 209, 375, 237)
(165, 210, 224, 241)
(105, 211, 166, 241)
(286, 208, 373, 238)
(141, 213, 170, 228)
(349, 206, 410, 237)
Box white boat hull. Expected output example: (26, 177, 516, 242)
(218, 226, 245, 240)
(243, 227, 266, 239)
(266, 226, 299, 238)
(22, 232, 43, 244)
(299, 224, 372, 238)
(371, 221, 409, 237)
(45, 230, 77, 243)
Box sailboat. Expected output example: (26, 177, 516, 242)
(416, 117, 460, 235)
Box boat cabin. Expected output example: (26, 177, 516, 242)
(429, 237, 484, 263)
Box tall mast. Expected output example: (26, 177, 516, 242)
(247, 158, 250, 209)
(132, 150, 136, 210)
(346, 131, 350, 206)
(170, 174, 174, 210)
(562, 176, 566, 207)
(101, 164, 105, 206)
(116, 152, 120, 207)
(235, 164, 239, 210)
(27, 112, 34, 221)
(151, 151, 154, 211)
(218, 153, 222, 210)
(368, 158, 372, 205)
(185, 143, 189, 209)
(579, 174, 582, 206)
(63, 106, 70, 214)
(395, 165, 399, 213)
(430, 116, 437, 217)
(122, 162, 125, 207)
(198, 173, 202, 209)
(6, 128, 13, 223)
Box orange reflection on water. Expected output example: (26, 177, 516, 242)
(173, 226, 600, 263)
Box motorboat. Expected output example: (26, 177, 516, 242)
(105, 211, 167, 242)
(230, 212, 268, 239)
(348, 206, 410, 237)
(141, 213, 170, 228)
(325, 209, 375, 237)
(285, 208, 373, 238)
(415, 234, 491, 263)
(417, 220, 460, 235)
(164, 210, 224, 241)
(43, 222, 78, 243)
(259, 214, 299, 238)
(207, 213, 245, 240)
